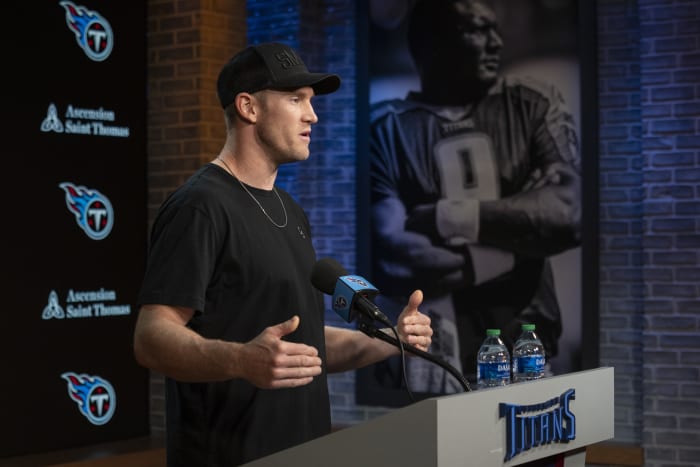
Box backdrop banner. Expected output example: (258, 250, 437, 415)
(357, 0, 585, 406)
(1, 1, 148, 457)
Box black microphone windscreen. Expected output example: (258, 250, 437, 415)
(310, 257, 348, 295)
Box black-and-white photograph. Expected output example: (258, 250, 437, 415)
(357, 0, 583, 405)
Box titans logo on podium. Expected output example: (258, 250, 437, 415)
(499, 389, 576, 461)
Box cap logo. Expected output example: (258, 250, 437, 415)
(274, 50, 301, 69)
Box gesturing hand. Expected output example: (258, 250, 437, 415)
(240, 316, 322, 389)
(396, 290, 432, 352)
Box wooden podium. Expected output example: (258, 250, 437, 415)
(243, 367, 614, 467)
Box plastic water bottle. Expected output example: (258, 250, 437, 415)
(512, 323, 546, 382)
(476, 329, 511, 388)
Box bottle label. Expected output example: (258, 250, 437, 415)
(515, 355, 545, 373)
(478, 362, 510, 381)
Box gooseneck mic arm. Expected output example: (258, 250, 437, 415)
(311, 257, 472, 393)
(356, 315, 472, 392)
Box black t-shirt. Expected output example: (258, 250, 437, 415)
(138, 163, 330, 466)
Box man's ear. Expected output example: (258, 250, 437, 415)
(235, 92, 257, 123)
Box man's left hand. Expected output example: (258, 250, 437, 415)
(396, 289, 432, 351)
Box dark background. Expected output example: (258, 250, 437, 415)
(1, 2, 148, 457)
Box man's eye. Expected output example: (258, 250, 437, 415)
(457, 22, 497, 36)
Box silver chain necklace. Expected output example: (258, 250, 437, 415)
(217, 156, 288, 228)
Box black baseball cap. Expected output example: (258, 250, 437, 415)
(217, 42, 341, 108)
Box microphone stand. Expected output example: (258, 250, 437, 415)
(357, 315, 472, 392)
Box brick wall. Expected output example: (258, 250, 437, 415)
(638, 0, 700, 464)
(598, 0, 700, 465)
(596, 0, 645, 446)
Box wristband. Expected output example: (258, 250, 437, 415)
(436, 198, 480, 243)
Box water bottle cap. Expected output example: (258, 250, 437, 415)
(486, 328, 501, 336)
(522, 324, 536, 331)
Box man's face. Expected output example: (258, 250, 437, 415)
(253, 87, 318, 165)
(445, 1, 503, 85)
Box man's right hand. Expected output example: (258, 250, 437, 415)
(240, 315, 322, 389)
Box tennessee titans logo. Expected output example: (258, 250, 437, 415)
(59, 182, 114, 240)
(61, 372, 116, 425)
(333, 296, 348, 310)
(60, 1, 113, 62)
(499, 389, 577, 461)
(347, 276, 369, 287)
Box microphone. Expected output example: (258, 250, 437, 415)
(311, 257, 472, 393)
(310, 257, 392, 326)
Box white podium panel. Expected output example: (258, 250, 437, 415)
(244, 367, 614, 467)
